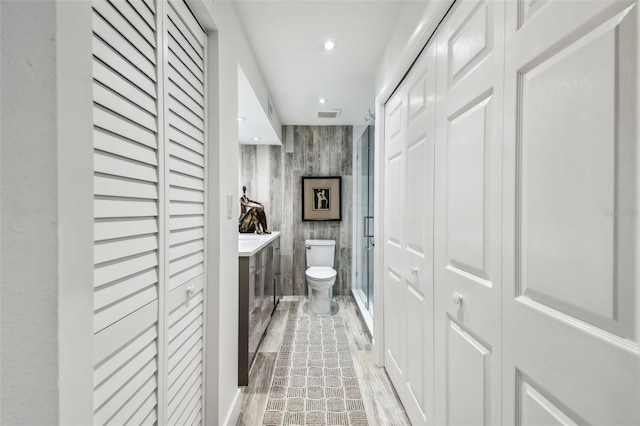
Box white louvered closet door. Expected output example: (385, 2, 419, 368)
(92, 0, 206, 424)
(163, 1, 207, 425)
(93, 0, 161, 424)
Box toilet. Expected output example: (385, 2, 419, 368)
(305, 239, 337, 315)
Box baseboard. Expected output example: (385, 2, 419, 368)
(222, 388, 242, 426)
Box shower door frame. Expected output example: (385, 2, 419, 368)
(352, 125, 375, 334)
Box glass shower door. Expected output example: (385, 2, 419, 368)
(355, 125, 375, 317)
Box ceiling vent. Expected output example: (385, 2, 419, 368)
(318, 109, 342, 119)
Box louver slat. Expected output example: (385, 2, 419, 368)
(94, 106, 157, 149)
(167, 2, 204, 52)
(170, 264, 204, 291)
(107, 0, 156, 47)
(92, 10, 155, 81)
(167, 65, 204, 108)
(169, 125, 204, 155)
(168, 79, 204, 120)
(94, 128, 158, 166)
(170, 227, 204, 246)
(169, 156, 204, 179)
(94, 151, 158, 183)
(168, 32, 204, 81)
(93, 36, 156, 98)
(129, 0, 155, 30)
(170, 201, 204, 216)
(93, 59, 157, 114)
(94, 217, 158, 241)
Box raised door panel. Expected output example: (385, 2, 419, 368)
(518, 13, 630, 334)
(385, 91, 405, 251)
(446, 95, 492, 282)
(434, 0, 505, 424)
(446, 320, 491, 426)
(448, 1, 493, 87)
(502, 1, 639, 424)
(518, 375, 580, 426)
(405, 136, 428, 256)
(405, 285, 427, 420)
(384, 268, 405, 377)
(385, 154, 404, 248)
(386, 97, 404, 154)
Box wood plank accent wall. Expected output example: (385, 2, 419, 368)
(239, 125, 353, 295)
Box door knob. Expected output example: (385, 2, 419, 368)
(452, 291, 463, 305)
(186, 284, 195, 297)
(411, 266, 419, 274)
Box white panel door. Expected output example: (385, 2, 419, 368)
(433, 0, 505, 424)
(501, 1, 640, 424)
(383, 42, 437, 425)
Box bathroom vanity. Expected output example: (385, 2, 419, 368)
(238, 232, 281, 385)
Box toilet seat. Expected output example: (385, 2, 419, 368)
(305, 266, 336, 282)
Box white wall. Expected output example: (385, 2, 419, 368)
(1, 3, 59, 422)
(375, 1, 453, 98)
(1, 2, 94, 424)
(190, 1, 280, 423)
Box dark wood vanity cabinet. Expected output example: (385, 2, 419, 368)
(238, 236, 280, 386)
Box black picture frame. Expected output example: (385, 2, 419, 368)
(301, 176, 342, 221)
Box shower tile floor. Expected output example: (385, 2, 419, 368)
(237, 296, 409, 426)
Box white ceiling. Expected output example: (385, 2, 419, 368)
(234, 1, 404, 126)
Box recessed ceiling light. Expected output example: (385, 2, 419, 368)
(318, 97, 327, 104)
(322, 40, 337, 50)
(237, 116, 246, 122)
(252, 137, 261, 141)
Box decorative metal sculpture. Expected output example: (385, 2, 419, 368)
(239, 185, 271, 234)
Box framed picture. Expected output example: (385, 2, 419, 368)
(301, 176, 342, 221)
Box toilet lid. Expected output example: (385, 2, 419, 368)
(306, 267, 337, 281)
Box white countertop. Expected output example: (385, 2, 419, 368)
(238, 231, 281, 257)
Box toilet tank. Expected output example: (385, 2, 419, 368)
(305, 239, 336, 267)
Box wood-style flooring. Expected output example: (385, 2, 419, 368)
(237, 296, 410, 426)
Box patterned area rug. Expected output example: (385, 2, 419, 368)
(262, 307, 369, 425)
